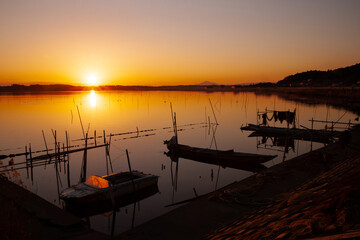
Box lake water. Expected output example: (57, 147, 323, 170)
(0, 90, 357, 235)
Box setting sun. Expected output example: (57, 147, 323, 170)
(86, 74, 99, 86)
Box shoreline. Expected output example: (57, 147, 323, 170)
(1, 86, 359, 115)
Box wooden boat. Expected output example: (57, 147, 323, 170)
(64, 185, 159, 218)
(241, 124, 343, 140)
(165, 151, 267, 172)
(60, 171, 158, 205)
(247, 131, 332, 144)
(164, 136, 277, 166)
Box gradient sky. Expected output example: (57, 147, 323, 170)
(0, 0, 359, 86)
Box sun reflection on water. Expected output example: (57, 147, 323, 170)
(89, 90, 97, 108)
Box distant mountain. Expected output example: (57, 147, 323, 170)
(277, 63, 360, 87)
(197, 81, 218, 86)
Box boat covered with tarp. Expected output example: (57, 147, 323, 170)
(60, 171, 158, 205)
(164, 136, 277, 167)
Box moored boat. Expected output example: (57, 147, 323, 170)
(64, 185, 159, 218)
(60, 171, 159, 205)
(241, 123, 342, 140)
(164, 136, 277, 165)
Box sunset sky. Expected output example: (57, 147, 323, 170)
(0, 0, 359, 86)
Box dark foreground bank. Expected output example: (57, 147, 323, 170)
(0, 175, 106, 239)
(119, 126, 360, 240)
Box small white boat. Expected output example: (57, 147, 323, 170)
(60, 171, 159, 204)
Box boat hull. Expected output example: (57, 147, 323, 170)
(64, 185, 159, 218)
(165, 151, 267, 172)
(60, 172, 159, 206)
(165, 137, 277, 167)
(241, 124, 342, 140)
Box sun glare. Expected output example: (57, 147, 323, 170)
(86, 74, 99, 86)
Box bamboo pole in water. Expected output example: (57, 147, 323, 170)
(79, 133, 88, 183)
(111, 210, 116, 237)
(108, 134, 113, 173)
(66, 131, 70, 187)
(25, 145, 29, 178)
(77, 105, 85, 139)
(209, 98, 218, 125)
(174, 113, 178, 143)
(58, 144, 61, 172)
(126, 149, 136, 193)
(131, 202, 136, 229)
(104, 130, 109, 175)
(0, 144, 107, 170)
(94, 130, 97, 146)
(42, 130, 51, 166)
(63, 143, 66, 174)
(29, 144, 33, 183)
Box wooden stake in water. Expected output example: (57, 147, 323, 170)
(25, 145, 29, 178)
(77, 105, 85, 139)
(66, 131, 71, 187)
(62, 143, 66, 173)
(131, 202, 136, 229)
(79, 133, 88, 183)
(108, 135, 113, 172)
(29, 144, 33, 183)
(94, 130, 97, 146)
(173, 113, 178, 144)
(170, 102, 174, 128)
(42, 130, 51, 166)
(126, 149, 136, 193)
(104, 130, 109, 175)
(209, 98, 218, 125)
(111, 210, 117, 237)
(193, 187, 198, 198)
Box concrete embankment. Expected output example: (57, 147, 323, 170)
(119, 125, 360, 240)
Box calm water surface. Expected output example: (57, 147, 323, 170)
(0, 91, 357, 235)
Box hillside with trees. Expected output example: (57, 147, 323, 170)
(277, 63, 360, 87)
